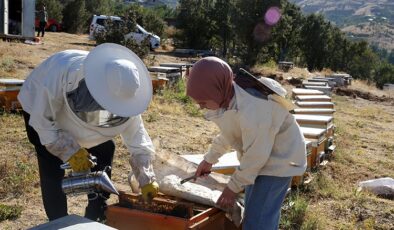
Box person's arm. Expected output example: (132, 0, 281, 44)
(121, 115, 156, 187)
(21, 51, 88, 163)
(203, 133, 232, 164)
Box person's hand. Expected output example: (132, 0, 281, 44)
(216, 186, 237, 210)
(141, 181, 159, 202)
(194, 160, 213, 180)
(68, 148, 94, 173)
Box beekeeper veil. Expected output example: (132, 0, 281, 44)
(66, 43, 153, 128)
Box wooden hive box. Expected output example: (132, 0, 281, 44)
(303, 85, 332, 95)
(295, 114, 336, 158)
(293, 108, 336, 116)
(300, 127, 327, 169)
(0, 79, 24, 112)
(106, 192, 240, 230)
(291, 88, 324, 99)
(295, 101, 334, 109)
(291, 140, 313, 187)
(295, 95, 332, 102)
(302, 81, 328, 87)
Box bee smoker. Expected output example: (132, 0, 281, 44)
(60, 158, 119, 199)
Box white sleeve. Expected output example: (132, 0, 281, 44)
(204, 133, 232, 164)
(121, 116, 156, 187)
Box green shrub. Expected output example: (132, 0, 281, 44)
(161, 80, 202, 117)
(95, 15, 150, 58)
(280, 193, 309, 229)
(0, 204, 22, 221)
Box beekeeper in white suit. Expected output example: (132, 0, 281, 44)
(18, 43, 158, 222)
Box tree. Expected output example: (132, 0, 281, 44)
(210, 0, 236, 57)
(299, 14, 332, 71)
(271, 1, 304, 63)
(85, 0, 115, 16)
(232, 0, 282, 65)
(374, 62, 394, 89)
(62, 0, 89, 33)
(347, 41, 379, 80)
(36, 0, 63, 22)
(175, 0, 215, 49)
(327, 27, 348, 71)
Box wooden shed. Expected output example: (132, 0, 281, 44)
(0, 0, 35, 40)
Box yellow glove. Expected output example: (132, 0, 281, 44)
(68, 148, 94, 173)
(141, 181, 159, 202)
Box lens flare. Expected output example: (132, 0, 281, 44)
(264, 6, 281, 26)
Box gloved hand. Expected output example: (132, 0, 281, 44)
(68, 148, 94, 173)
(141, 181, 159, 202)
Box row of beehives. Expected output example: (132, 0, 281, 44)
(301, 73, 353, 95)
(148, 62, 194, 92)
(0, 62, 194, 112)
(290, 88, 336, 187)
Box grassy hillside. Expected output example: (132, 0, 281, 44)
(290, 0, 394, 50)
(0, 33, 393, 229)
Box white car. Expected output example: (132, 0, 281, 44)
(89, 15, 161, 50)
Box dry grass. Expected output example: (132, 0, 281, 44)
(350, 79, 394, 98)
(1, 32, 394, 229)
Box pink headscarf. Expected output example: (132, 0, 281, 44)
(186, 57, 235, 109)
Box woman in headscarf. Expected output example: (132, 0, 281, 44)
(186, 57, 306, 230)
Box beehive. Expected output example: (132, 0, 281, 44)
(291, 140, 313, 187)
(293, 108, 336, 116)
(0, 79, 24, 112)
(292, 88, 325, 99)
(295, 95, 332, 102)
(106, 192, 240, 230)
(295, 101, 334, 109)
(300, 127, 327, 169)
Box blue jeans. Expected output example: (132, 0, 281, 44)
(243, 175, 292, 230)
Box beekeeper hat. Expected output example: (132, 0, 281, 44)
(84, 43, 152, 117)
(259, 77, 297, 111)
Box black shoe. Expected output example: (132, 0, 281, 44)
(84, 200, 107, 222)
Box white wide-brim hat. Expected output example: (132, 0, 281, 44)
(258, 77, 296, 111)
(84, 43, 152, 117)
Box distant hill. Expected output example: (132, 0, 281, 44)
(290, 0, 394, 50)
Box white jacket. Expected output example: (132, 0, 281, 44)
(204, 84, 307, 193)
(18, 50, 155, 186)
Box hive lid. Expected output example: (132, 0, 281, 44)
(0, 78, 24, 85)
(300, 127, 327, 143)
(294, 114, 333, 123)
(181, 151, 240, 170)
(292, 88, 325, 95)
(293, 108, 336, 113)
(295, 95, 331, 100)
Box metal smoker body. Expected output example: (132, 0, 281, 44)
(60, 159, 119, 199)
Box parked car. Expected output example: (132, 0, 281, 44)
(34, 18, 62, 32)
(89, 15, 161, 50)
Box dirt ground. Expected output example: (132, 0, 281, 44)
(0, 32, 393, 229)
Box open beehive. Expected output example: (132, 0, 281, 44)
(106, 192, 240, 230)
